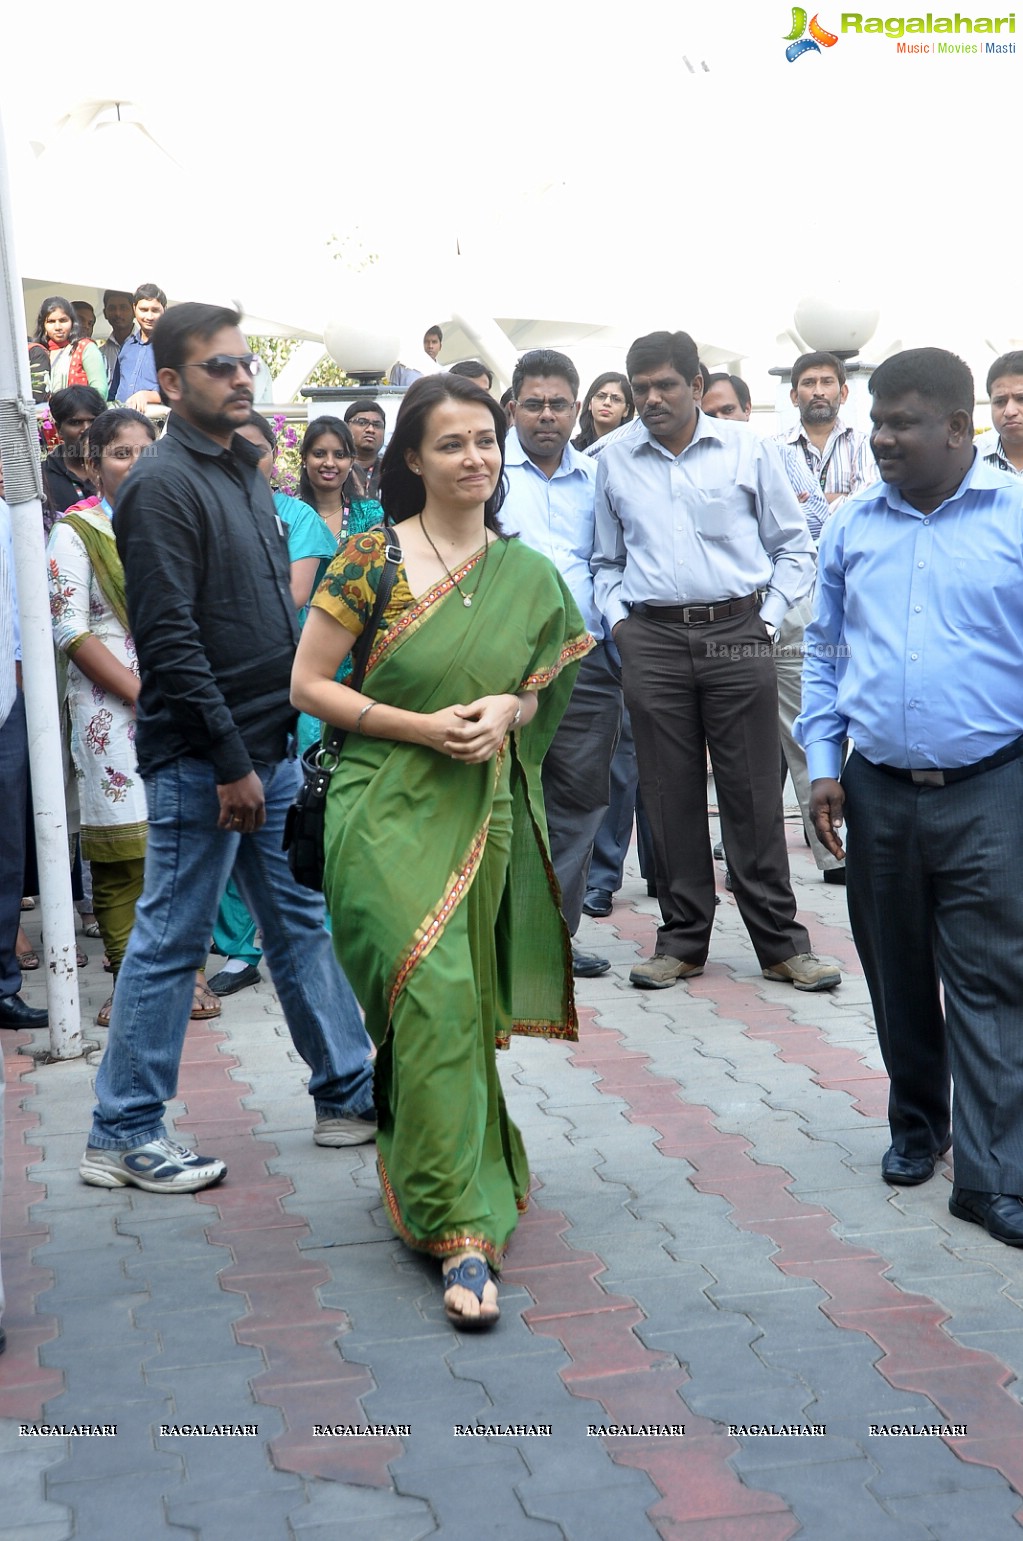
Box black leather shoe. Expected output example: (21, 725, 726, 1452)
(207, 964, 262, 997)
(949, 1187, 1023, 1246)
(572, 949, 610, 978)
(823, 867, 847, 885)
(581, 889, 613, 918)
(0, 993, 48, 1030)
(881, 1146, 938, 1185)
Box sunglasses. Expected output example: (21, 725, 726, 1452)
(349, 416, 384, 430)
(182, 353, 261, 380)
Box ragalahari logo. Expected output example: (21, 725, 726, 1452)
(784, 8, 840, 58)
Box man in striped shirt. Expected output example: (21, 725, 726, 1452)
(778, 352, 876, 510)
(978, 351, 1023, 475)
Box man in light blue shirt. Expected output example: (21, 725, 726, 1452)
(799, 346, 1023, 1243)
(504, 349, 622, 978)
(593, 330, 836, 995)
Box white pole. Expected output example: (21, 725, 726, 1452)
(0, 106, 82, 1057)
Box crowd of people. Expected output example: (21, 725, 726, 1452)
(5, 288, 1023, 1350)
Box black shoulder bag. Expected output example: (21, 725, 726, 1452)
(283, 535, 402, 891)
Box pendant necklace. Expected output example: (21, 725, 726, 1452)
(420, 515, 489, 607)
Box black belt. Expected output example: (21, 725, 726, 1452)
(870, 734, 1023, 788)
(629, 593, 759, 626)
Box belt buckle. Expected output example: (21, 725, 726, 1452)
(682, 605, 708, 625)
(911, 769, 945, 788)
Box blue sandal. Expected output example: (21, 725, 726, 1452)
(442, 1255, 499, 1330)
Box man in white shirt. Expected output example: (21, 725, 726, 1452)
(703, 373, 844, 884)
(778, 352, 876, 511)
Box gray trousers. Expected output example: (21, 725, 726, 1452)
(541, 643, 622, 936)
(618, 606, 809, 968)
(843, 749, 1023, 1192)
(774, 597, 844, 873)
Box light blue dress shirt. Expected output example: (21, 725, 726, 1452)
(502, 429, 601, 636)
(798, 453, 1023, 780)
(592, 413, 816, 632)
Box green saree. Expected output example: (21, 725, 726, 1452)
(316, 530, 591, 1265)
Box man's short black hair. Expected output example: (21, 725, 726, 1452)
(343, 399, 385, 424)
(48, 385, 106, 427)
(512, 349, 579, 400)
(133, 282, 168, 309)
(703, 372, 751, 412)
(625, 331, 700, 385)
(869, 348, 974, 417)
(152, 302, 242, 376)
(986, 351, 1023, 396)
(449, 359, 494, 388)
(103, 288, 133, 306)
(790, 351, 847, 388)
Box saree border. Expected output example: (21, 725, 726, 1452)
(377, 1154, 506, 1267)
(518, 630, 593, 691)
(366, 548, 488, 677)
(386, 745, 505, 1018)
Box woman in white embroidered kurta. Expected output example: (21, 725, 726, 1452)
(46, 409, 222, 1026)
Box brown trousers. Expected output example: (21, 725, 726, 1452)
(616, 606, 809, 968)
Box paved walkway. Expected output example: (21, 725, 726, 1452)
(4, 816, 1023, 1540)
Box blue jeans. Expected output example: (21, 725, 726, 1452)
(90, 756, 374, 1149)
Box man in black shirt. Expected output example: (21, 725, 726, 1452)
(80, 303, 375, 1194)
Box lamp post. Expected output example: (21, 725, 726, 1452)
(770, 295, 881, 432)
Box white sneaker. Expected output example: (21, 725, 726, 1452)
(79, 1137, 226, 1192)
(313, 1112, 378, 1147)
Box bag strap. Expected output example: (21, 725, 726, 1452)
(318, 532, 401, 761)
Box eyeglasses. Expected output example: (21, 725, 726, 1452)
(517, 397, 574, 415)
(182, 353, 261, 380)
(593, 391, 626, 406)
(349, 417, 384, 430)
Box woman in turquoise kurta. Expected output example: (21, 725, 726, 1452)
(211, 414, 381, 976)
(292, 375, 590, 1328)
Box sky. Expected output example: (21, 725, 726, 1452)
(2, 0, 1018, 396)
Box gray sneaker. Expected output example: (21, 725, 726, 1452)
(629, 955, 704, 989)
(79, 1137, 226, 1192)
(313, 1112, 378, 1147)
(762, 953, 841, 992)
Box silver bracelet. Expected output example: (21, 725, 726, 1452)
(356, 700, 379, 734)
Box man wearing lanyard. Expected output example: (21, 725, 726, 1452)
(800, 347, 1023, 1244)
(778, 352, 876, 510)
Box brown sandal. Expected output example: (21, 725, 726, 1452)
(190, 977, 222, 1020)
(18, 948, 40, 971)
(96, 997, 113, 1028)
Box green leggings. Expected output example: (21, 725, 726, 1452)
(89, 857, 145, 975)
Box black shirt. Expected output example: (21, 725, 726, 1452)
(115, 413, 298, 781)
(43, 447, 95, 515)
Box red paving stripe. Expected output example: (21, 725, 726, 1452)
(169, 1018, 400, 1486)
(0, 1034, 64, 1417)
(504, 1192, 799, 1538)
(569, 912, 1023, 1526)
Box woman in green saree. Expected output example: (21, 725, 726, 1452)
(291, 375, 591, 1328)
